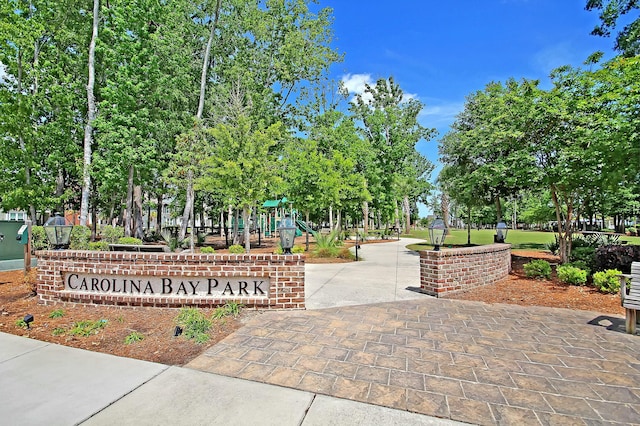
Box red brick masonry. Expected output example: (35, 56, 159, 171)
(419, 244, 511, 297)
(36, 250, 305, 309)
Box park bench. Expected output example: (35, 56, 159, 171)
(619, 262, 640, 334)
(108, 244, 171, 253)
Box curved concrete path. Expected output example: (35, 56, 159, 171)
(306, 237, 427, 309)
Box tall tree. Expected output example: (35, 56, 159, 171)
(586, 0, 640, 56)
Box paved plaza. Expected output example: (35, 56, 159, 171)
(1, 238, 639, 425)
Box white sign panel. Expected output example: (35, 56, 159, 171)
(64, 273, 269, 298)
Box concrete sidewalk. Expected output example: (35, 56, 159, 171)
(306, 237, 426, 309)
(0, 332, 460, 425)
(0, 239, 462, 425)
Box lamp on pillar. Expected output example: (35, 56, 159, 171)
(44, 213, 73, 249)
(495, 220, 508, 243)
(278, 214, 296, 254)
(428, 217, 447, 251)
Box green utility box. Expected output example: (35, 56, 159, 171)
(0, 221, 25, 261)
(17, 225, 29, 244)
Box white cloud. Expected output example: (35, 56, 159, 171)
(532, 42, 576, 74)
(419, 100, 464, 128)
(341, 73, 419, 104)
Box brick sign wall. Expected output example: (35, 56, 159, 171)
(419, 244, 511, 297)
(36, 250, 305, 309)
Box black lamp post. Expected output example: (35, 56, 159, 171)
(44, 213, 73, 249)
(495, 220, 508, 243)
(428, 217, 447, 251)
(278, 214, 296, 254)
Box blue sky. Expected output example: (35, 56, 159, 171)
(322, 0, 616, 193)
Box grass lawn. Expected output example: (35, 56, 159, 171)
(405, 228, 640, 252)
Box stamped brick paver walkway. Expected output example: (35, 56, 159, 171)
(188, 298, 640, 425)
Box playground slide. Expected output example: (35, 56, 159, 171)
(296, 219, 313, 234)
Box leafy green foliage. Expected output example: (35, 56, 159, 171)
(117, 237, 143, 245)
(524, 260, 552, 279)
(124, 332, 145, 345)
(70, 226, 91, 250)
(15, 319, 28, 329)
(292, 245, 305, 254)
(52, 327, 65, 336)
(31, 226, 49, 250)
(592, 269, 622, 293)
(200, 246, 215, 254)
(570, 247, 596, 272)
(556, 265, 588, 286)
(175, 308, 212, 344)
(212, 302, 243, 319)
(69, 319, 108, 337)
(228, 245, 246, 254)
(100, 226, 124, 244)
(48, 309, 65, 319)
(89, 241, 109, 251)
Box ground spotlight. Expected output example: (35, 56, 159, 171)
(24, 314, 34, 329)
(173, 326, 183, 337)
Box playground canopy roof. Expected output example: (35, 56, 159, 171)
(262, 197, 289, 208)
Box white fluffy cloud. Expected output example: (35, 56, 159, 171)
(340, 73, 418, 104)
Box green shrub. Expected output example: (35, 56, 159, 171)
(117, 236, 143, 245)
(337, 247, 355, 260)
(70, 225, 91, 250)
(212, 302, 243, 319)
(175, 308, 212, 344)
(595, 245, 640, 273)
(565, 260, 591, 275)
(593, 269, 622, 293)
(229, 244, 245, 254)
(31, 226, 49, 250)
(314, 246, 339, 258)
(100, 225, 124, 243)
(556, 265, 588, 286)
(200, 246, 215, 254)
(89, 241, 109, 251)
(292, 245, 305, 254)
(523, 259, 552, 279)
(545, 239, 559, 255)
(570, 246, 596, 271)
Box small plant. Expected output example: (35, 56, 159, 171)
(212, 302, 243, 319)
(69, 225, 91, 250)
(52, 327, 66, 336)
(556, 265, 588, 286)
(117, 236, 143, 245)
(229, 244, 245, 254)
(69, 319, 108, 337)
(30, 226, 49, 250)
(48, 309, 65, 319)
(88, 241, 109, 251)
(565, 260, 591, 275)
(124, 331, 145, 345)
(115, 315, 124, 323)
(101, 225, 125, 243)
(175, 308, 212, 344)
(523, 259, 552, 279)
(337, 247, 355, 260)
(200, 246, 215, 254)
(15, 319, 28, 329)
(570, 247, 596, 271)
(292, 245, 305, 254)
(593, 269, 622, 293)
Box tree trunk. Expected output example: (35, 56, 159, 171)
(243, 206, 251, 253)
(134, 185, 144, 239)
(362, 201, 369, 234)
(494, 196, 503, 221)
(403, 195, 411, 234)
(441, 193, 450, 228)
(394, 199, 401, 231)
(80, 0, 99, 227)
(233, 208, 240, 245)
(305, 210, 310, 251)
(156, 193, 162, 233)
(329, 205, 333, 230)
(124, 165, 134, 237)
(179, 170, 194, 241)
(467, 208, 472, 246)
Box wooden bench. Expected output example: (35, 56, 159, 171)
(108, 244, 171, 253)
(619, 262, 640, 334)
